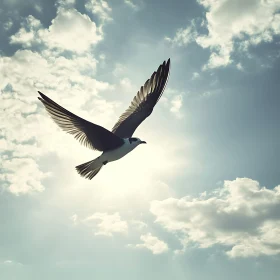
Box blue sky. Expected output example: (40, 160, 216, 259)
(1, 0, 280, 279)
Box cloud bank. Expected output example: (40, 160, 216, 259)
(151, 178, 280, 258)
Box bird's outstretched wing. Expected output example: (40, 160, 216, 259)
(112, 59, 170, 138)
(38, 91, 124, 152)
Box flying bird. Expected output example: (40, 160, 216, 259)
(38, 58, 170, 179)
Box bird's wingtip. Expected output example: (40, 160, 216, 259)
(165, 58, 171, 69)
(37, 91, 48, 101)
(164, 58, 170, 67)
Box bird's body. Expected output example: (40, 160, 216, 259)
(75, 138, 142, 179)
(38, 59, 170, 179)
(102, 138, 143, 163)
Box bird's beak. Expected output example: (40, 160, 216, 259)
(140, 141, 147, 144)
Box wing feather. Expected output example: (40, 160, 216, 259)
(38, 91, 124, 152)
(112, 59, 170, 138)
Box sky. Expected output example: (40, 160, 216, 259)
(0, 0, 280, 279)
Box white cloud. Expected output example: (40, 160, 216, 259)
(124, 0, 139, 11)
(57, 0, 76, 7)
(161, 88, 184, 119)
(199, 90, 219, 98)
(236, 62, 244, 71)
(0, 47, 109, 110)
(170, 95, 183, 119)
(150, 177, 280, 258)
(10, 7, 103, 53)
(120, 77, 133, 89)
(2, 260, 23, 266)
(128, 233, 168, 254)
(83, 212, 128, 236)
(76, 214, 148, 232)
(113, 63, 126, 77)
(165, 25, 197, 47)
(0, 48, 105, 139)
(166, 0, 280, 68)
(41, 7, 102, 53)
(85, 0, 112, 22)
(34, 3, 43, 13)
(3, 260, 13, 265)
(70, 214, 79, 225)
(3, 18, 13, 31)
(10, 15, 42, 47)
(99, 53, 106, 60)
(196, 0, 280, 69)
(74, 213, 149, 236)
(192, 72, 200, 80)
(0, 157, 50, 195)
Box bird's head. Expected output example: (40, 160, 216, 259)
(128, 137, 147, 145)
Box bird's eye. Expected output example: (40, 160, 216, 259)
(129, 137, 137, 143)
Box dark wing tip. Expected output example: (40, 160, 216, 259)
(37, 91, 58, 106)
(37, 91, 48, 104)
(38, 91, 46, 99)
(165, 58, 171, 69)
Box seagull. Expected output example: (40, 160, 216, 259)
(38, 58, 170, 179)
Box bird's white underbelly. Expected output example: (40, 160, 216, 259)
(101, 141, 135, 163)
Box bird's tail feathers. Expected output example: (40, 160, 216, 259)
(75, 157, 103, 180)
